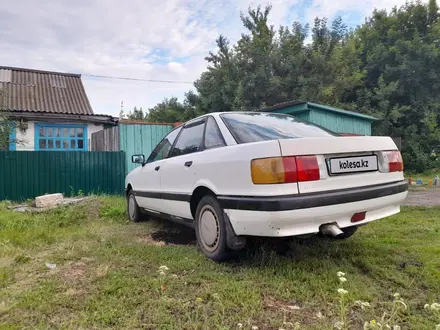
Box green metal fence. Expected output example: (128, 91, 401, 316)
(90, 123, 174, 175)
(0, 151, 126, 201)
(119, 123, 174, 173)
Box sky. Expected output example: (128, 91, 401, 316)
(0, 0, 413, 117)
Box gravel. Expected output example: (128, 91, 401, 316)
(404, 189, 440, 207)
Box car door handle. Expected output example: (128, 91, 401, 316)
(184, 161, 193, 167)
(154, 166, 160, 171)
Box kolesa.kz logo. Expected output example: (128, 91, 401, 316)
(339, 159, 369, 169)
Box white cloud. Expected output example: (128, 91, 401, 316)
(168, 62, 187, 74)
(0, 0, 424, 117)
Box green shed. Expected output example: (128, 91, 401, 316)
(262, 101, 377, 136)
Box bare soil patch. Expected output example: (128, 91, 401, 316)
(404, 190, 440, 207)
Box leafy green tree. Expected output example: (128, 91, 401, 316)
(146, 97, 188, 123)
(126, 106, 146, 120)
(0, 117, 10, 150)
(0, 90, 15, 150)
(355, 1, 440, 171)
(195, 35, 239, 113)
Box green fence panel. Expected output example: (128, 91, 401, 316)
(0, 151, 126, 201)
(119, 123, 174, 174)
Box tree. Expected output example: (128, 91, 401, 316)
(195, 35, 240, 113)
(355, 1, 440, 171)
(0, 89, 28, 150)
(126, 106, 146, 120)
(0, 115, 11, 150)
(146, 97, 189, 123)
(0, 89, 14, 150)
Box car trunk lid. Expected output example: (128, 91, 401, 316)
(278, 136, 403, 194)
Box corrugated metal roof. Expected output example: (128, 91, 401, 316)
(0, 66, 94, 115)
(0, 69, 11, 83)
(262, 100, 377, 121)
(260, 100, 307, 112)
(307, 102, 377, 121)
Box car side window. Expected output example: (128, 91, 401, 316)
(147, 127, 182, 163)
(170, 121, 205, 157)
(204, 117, 226, 149)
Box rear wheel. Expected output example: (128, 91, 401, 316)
(127, 191, 145, 222)
(195, 195, 229, 261)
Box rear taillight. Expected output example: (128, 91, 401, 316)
(296, 156, 320, 181)
(251, 157, 286, 184)
(251, 156, 320, 184)
(282, 157, 298, 183)
(382, 151, 404, 172)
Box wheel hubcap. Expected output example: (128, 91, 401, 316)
(199, 205, 220, 252)
(128, 196, 136, 220)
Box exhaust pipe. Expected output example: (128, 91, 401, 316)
(320, 223, 344, 238)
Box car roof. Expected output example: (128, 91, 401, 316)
(182, 111, 292, 127)
(206, 111, 256, 116)
(185, 111, 265, 122)
(181, 112, 222, 125)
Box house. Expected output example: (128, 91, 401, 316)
(0, 66, 117, 151)
(262, 101, 377, 135)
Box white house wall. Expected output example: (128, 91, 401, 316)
(87, 123, 104, 145)
(15, 121, 35, 151)
(15, 121, 104, 151)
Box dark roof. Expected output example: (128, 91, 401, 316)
(261, 100, 377, 121)
(0, 66, 94, 116)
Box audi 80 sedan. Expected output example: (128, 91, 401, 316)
(125, 112, 408, 261)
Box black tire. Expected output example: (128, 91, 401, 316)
(194, 195, 229, 262)
(127, 190, 145, 222)
(334, 226, 358, 240)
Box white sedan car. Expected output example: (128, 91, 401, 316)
(125, 112, 408, 261)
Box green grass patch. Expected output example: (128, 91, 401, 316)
(0, 197, 439, 329)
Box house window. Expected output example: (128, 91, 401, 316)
(35, 124, 87, 151)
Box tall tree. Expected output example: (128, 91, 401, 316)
(355, 1, 440, 171)
(195, 35, 239, 113)
(126, 106, 146, 120)
(0, 115, 11, 150)
(146, 97, 189, 123)
(0, 89, 25, 150)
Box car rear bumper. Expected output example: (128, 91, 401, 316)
(218, 180, 408, 212)
(220, 180, 408, 237)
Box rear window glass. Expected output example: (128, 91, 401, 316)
(220, 112, 336, 144)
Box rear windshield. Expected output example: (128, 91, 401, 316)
(220, 112, 336, 144)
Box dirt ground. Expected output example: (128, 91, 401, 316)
(404, 189, 440, 207)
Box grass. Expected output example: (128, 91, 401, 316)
(0, 197, 439, 329)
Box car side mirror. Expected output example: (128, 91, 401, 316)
(131, 154, 145, 164)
